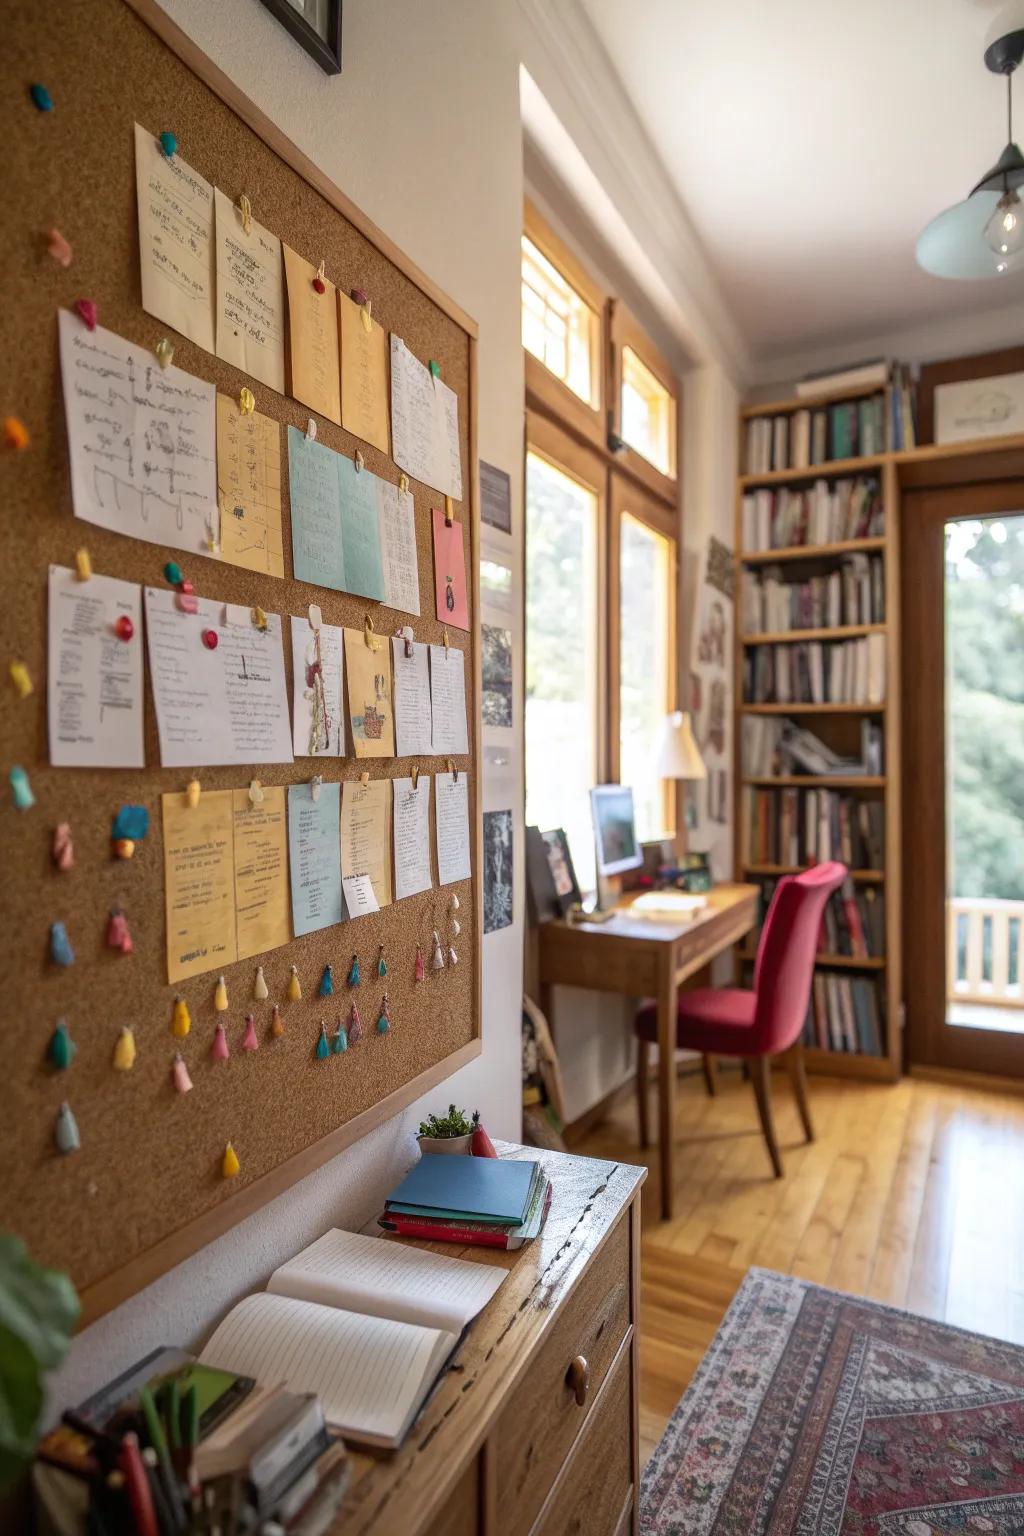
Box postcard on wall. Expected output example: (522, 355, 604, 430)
(481, 624, 513, 729)
(435, 770, 471, 886)
(391, 638, 432, 756)
(341, 779, 393, 909)
(283, 244, 342, 425)
(393, 775, 432, 900)
(344, 627, 395, 757)
(214, 186, 286, 394)
(134, 122, 215, 352)
(429, 644, 469, 755)
(216, 394, 284, 577)
(479, 461, 512, 534)
(233, 786, 291, 961)
(144, 588, 293, 767)
(390, 335, 463, 500)
(162, 788, 237, 984)
(432, 509, 470, 630)
(59, 311, 218, 556)
(339, 290, 389, 453)
(483, 808, 513, 933)
(290, 614, 344, 757)
(47, 566, 145, 768)
(287, 780, 343, 936)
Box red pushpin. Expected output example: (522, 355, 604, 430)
(312, 259, 326, 295)
(74, 298, 97, 331)
(201, 629, 218, 650)
(115, 615, 134, 642)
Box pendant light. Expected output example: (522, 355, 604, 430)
(916, 21, 1024, 280)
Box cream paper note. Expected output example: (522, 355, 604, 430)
(290, 615, 344, 757)
(214, 187, 286, 393)
(393, 776, 432, 900)
(429, 644, 469, 755)
(344, 628, 395, 758)
(434, 770, 471, 886)
(216, 394, 284, 577)
(47, 566, 145, 768)
(233, 786, 291, 960)
(391, 638, 432, 756)
(162, 789, 237, 984)
(134, 122, 215, 351)
(283, 245, 342, 424)
(341, 778, 393, 909)
(339, 291, 389, 453)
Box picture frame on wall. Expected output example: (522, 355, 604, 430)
(258, 0, 342, 75)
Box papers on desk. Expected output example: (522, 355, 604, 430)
(628, 892, 708, 918)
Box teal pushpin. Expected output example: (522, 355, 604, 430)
(376, 996, 392, 1034)
(49, 1019, 77, 1071)
(347, 954, 360, 987)
(55, 1102, 80, 1154)
(10, 766, 34, 810)
(332, 1022, 348, 1054)
(163, 560, 183, 586)
(50, 922, 75, 967)
(428, 360, 441, 379)
(377, 944, 387, 978)
(159, 130, 177, 158)
(315, 1022, 330, 1061)
(319, 963, 334, 997)
(30, 83, 53, 112)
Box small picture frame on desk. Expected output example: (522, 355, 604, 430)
(541, 828, 581, 916)
(259, 0, 343, 74)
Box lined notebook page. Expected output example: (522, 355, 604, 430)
(199, 1292, 445, 1443)
(267, 1228, 506, 1335)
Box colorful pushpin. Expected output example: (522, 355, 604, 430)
(414, 944, 425, 983)
(3, 417, 29, 451)
(29, 84, 53, 112)
(241, 1014, 259, 1052)
(332, 1020, 348, 1053)
(106, 906, 133, 954)
(312, 259, 326, 295)
(155, 337, 174, 370)
(49, 1018, 76, 1071)
(164, 560, 183, 586)
(177, 590, 199, 615)
(112, 805, 149, 843)
(171, 996, 191, 1038)
(172, 1053, 193, 1094)
(222, 1142, 240, 1178)
(239, 387, 255, 416)
(347, 1002, 363, 1043)
(55, 1102, 80, 1155)
(287, 965, 302, 1001)
(52, 823, 74, 872)
(112, 1026, 136, 1072)
(377, 944, 387, 979)
(431, 930, 445, 971)
(50, 922, 74, 967)
(319, 964, 334, 998)
(9, 661, 32, 698)
(201, 629, 218, 650)
(10, 766, 34, 810)
(45, 227, 73, 267)
(214, 976, 228, 1011)
(376, 995, 392, 1034)
(74, 298, 97, 331)
(271, 1004, 284, 1038)
(315, 1022, 331, 1060)
(114, 614, 134, 643)
(253, 966, 268, 1001)
(159, 130, 177, 158)
(74, 547, 92, 580)
(186, 778, 201, 809)
(210, 1022, 230, 1061)
(347, 954, 360, 988)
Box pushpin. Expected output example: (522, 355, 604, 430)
(271, 1004, 285, 1038)
(347, 1002, 364, 1043)
(112, 1025, 137, 1072)
(319, 964, 334, 998)
(315, 1022, 330, 1060)
(3, 417, 29, 451)
(75, 298, 98, 332)
(452, 917, 461, 937)
(49, 1019, 76, 1071)
(431, 930, 445, 970)
(11, 767, 35, 810)
(429, 359, 441, 379)
(241, 1014, 259, 1052)
(414, 945, 424, 983)
(172, 1053, 193, 1094)
(164, 560, 183, 586)
(177, 589, 199, 615)
(214, 976, 228, 1011)
(332, 1020, 348, 1054)
(239, 387, 255, 416)
(29, 84, 53, 112)
(55, 1103, 80, 1155)
(210, 1022, 230, 1061)
(159, 130, 177, 158)
(201, 629, 218, 650)
(305, 418, 317, 442)
(75, 547, 92, 581)
(222, 1142, 240, 1178)
(448, 945, 459, 967)
(251, 607, 268, 632)
(50, 921, 74, 967)
(237, 193, 253, 235)
(347, 954, 360, 988)
(377, 944, 387, 979)
(45, 228, 72, 267)
(312, 259, 326, 295)
(106, 906, 133, 955)
(376, 995, 392, 1034)
(114, 615, 134, 642)
(287, 964, 302, 1001)
(52, 823, 74, 872)
(155, 337, 174, 370)
(451, 894, 460, 912)
(253, 966, 268, 1001)
(248, 780, 264, 807)
(186, 778, 201, 809)
(9, 661, 32, 698)
(172, 996, 191, 1038)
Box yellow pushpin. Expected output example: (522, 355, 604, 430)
(186, 778, 201, 809)
(287, 964, 302, 1001)
(75, 547, 92, 582)
(360, 770, 370, 787)
(214, 976, 229, 1012)
(9, 662, 32, 699)
(251, 606, 268, 632)
(398, 473, 409, 494)
(222, 1142, 240, 1178)
(237, 193, 252, 235)
(239, 387, 255, 416)
(444, 496, 455, 527)
(112, 1026, 137, 1072)
(171, 996, 191, 1038)
(155, 338, 174, 371)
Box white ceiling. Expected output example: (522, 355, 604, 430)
(578, 0, 1024, 368)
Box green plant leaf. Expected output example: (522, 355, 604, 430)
(0, 1236, 79, 1495)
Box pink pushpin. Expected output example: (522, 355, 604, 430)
(74, 298, 97, 331)
(241, 1014, 259, 1052)
(45, 228, 72, 267)
(210, 1022, 230, 1061)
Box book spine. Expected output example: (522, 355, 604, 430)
(379, 1217, 513, 1248)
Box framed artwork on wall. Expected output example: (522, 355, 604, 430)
(258, 0, 342, 74)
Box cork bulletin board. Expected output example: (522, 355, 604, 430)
(1, 0, 481, 1324)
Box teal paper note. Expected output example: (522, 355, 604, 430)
(288, 427, 347, 591)
(287, 780, 343, 936)
(337, 456, 386, 601)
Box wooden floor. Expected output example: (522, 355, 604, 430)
(573, 1065, 1024, 1466)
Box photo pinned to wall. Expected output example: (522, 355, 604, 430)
(479, 461, 512, 534)
(481, 623, 513, 728)
(689, 533, 734, 881)
(483, 809, 513, 934)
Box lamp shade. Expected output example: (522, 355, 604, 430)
(655, 711, 706, 782)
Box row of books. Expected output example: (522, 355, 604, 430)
(744, 635, 886, 706)
(744, 393, 887, 474)
(741, 786, 885, 869)
(742, 553, 884, 634)
(804, 973, 884, 1055)
(741, 477, 884, 551)
(743, 717, 884, 779)
(753, 873, 885, 960)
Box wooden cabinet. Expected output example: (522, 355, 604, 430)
(338, 1145, 645, 1536)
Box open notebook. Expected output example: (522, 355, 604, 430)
(199, 1228, 506, 1449)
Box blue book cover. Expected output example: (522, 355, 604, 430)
(386, 1156, 538, 1224)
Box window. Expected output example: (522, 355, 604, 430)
(521, 235, 598, 408)
(621, 346, 674, 475)
(525, 445, 600, 893)
(619, 510, 675, 841)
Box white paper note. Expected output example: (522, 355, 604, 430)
(393, 776, 432, 900)
(47, 566, 145, 768)
(59, 311, 218, 556)
(214, 187, 286, 394)
(391, 638, 432, 757)
(389, 335, 463, 500)
(430, 644, 469, 755)
(435, 770, 471, 886)
(134, 123, 215, 352)
(379, 480, 420, 615)
(290, 615, 344, 757)
(144, 588, 293, 767)
(342, 873, 379, 918)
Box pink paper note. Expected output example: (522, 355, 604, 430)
(432, 508, 469, 630)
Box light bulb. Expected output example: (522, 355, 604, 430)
(984, 188, 1024, 260)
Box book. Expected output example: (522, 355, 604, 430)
(195, 1385, 329, 1510)
(199, 1228, 507, 1449)
(381, 1173, 552, 1250)
(795, 360, 889, 398)
(385, 1151, 539, 1225)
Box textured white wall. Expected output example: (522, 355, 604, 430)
(49, 0, 526, 1411)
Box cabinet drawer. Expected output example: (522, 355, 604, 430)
(422, 1457, 478, 1536)
(495, 1213, 631, 1536)
(531, 1342, 633, 1536)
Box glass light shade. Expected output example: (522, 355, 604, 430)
(984, 188, 1024, 256)
(655, 710, 706, 782)
(915, 189, 1018, 279)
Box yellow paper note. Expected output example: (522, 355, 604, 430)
(344, 627, 395, 757)
(216, 395, 284, 576)
(163, 790, 237, 983)
(341, 778, 393, 908)
(339, 291, 389, 454)
(233, 786, 291, 960)
(283, 245, 342, 425)
(214, 187, 286, 393)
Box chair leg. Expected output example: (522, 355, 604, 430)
(785, 1044, 815, 1144)
(701, 1054, 718, 1097)
(636, 1040, 651, 1149)
(748, 1056, 784, 1178)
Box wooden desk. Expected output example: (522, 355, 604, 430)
(537, 884, 759, 1219)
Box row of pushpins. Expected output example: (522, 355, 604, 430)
(54, 1101, 242, 1180)
(315, 995, 392, 1057)
(47, 905, 135, 967)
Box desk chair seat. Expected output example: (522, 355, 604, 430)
(632, 862, 847, 1178)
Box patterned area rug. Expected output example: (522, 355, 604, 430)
(640, 1267, 1024, 1534)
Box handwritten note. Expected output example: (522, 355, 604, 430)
(144, 588, 293, 767)
(337, 456, 386, 601)
(134, 122, 215, 351)
(378, 479, 420, 616)
(430, 644, 469, 755)
(288, 428, 347, 591)
(391, 638, 432, 756)
(287, 781, 343, 936)
(432, 510, 470, 630)
(341, 779, 393, 908)
(47, 566, 145, 768)
(233, 786, 291, 960)
(342, 873, 379, 918)
(214, 187, 285, 394)
(163, 789, 237, 983)
(290, 615, 344, 757)
(283, 245, 341, 425)
(344, 628, 395, 758)
(216, 395, 284, 577)
(390, 335, 463, 500)
(393, 776, 432, 900)
(435, 770, 471, 886)
(59, 310, 218, 556)
(339, 291, 389, 453)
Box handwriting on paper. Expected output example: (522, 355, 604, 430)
(284, 244, 341, 424)
(287, 781, 343, 936)
(435, 770, 471, 886)
(163, 789, 238, 984)
(344, 627, 395, 758)
(233, 786, 291, 960)
(216, 395, 284, 577)
(134, 122, 215, 352)
(430, 644, 469, 755)
(390, 335, 463, 500)
(339, 291, 389, 453)
(214, 187, 286, 394)
(391, 638, 432, 756)
(341, 779, 393, 908)
(393, 775, 433, 900)
(48, 566, 145, 768)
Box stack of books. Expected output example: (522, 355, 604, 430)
(742, 717, 883, 780)
(741, 786, 885, 869)
(805, 973, 884, 1055)
(743, 390, 888, 475)
(741, 477, 883, 551)
(379, 1154, 552, 1251)
(744, 634, 886, 705)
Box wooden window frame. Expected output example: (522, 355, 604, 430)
(523, 200, 606, 452)
(608, 298, 679, 505)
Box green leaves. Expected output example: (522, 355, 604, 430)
(418, 1103, 474, 1139)
(0, 1235, 79, 1494)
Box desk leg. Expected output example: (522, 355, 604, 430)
(657, 953, 678, 1221)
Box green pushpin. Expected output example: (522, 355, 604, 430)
(428, 359, 440, 379)
(49, 1018, 76, 1070)
(163, 560, 183, 586)
(315, 1022, 331, 1061)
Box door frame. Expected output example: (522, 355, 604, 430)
(902, 477, 1024, 1074)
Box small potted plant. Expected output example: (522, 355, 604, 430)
(417, 1104, 475, 1155)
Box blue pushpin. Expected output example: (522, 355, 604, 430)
(159, 130, 177, 158)
(315, 1023, 330, 1061)
(332, 1022, 348, 1054)
(55, 1103, 81, 1155)
(29, 83, 53, 112)
(50, 922, 75, 967)
(112, 805, 149, 841)
(10, 766, 34, 811)
(318, 964, 334, 998)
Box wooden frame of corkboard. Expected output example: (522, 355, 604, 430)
(1, 0, 482, 1327)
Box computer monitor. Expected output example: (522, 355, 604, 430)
(591, 784, 643, 878)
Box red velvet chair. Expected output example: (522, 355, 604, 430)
(633, 862, 847, 1177)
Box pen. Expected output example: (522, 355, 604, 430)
(119, 1432, 158, 1536)
(139, 1384, 187, 1530)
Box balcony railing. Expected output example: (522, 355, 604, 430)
(947, 896, 1024, 1008)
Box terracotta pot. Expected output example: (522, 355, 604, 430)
(417, 1132, 474, 1155)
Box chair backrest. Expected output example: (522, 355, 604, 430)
(751, 862, 847, 1054)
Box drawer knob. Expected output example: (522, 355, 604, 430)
(567, 1354, 590, 1407)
